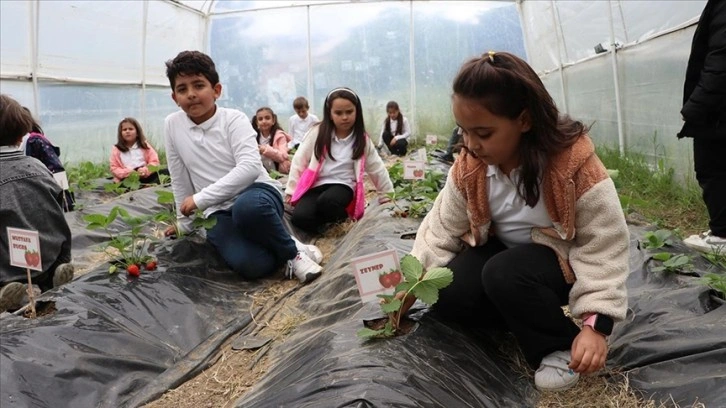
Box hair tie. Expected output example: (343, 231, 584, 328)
(484, 51, 495, 62)
(326, 87, 359, 105)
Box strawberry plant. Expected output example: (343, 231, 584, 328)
(651, 252, 693, 274)
(641, 229, 674, 250)
(153, 189, 216, 235)
(84, 206, 155, 272)
(701, 273, 726, 300)
(357, 255, 453, 339)
(386, 162, 445, 219)
(105, 171, 142, 194)
(66, 161, 111, 191)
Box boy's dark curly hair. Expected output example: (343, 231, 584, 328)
(165, 51, 220, 90)
(0, 94, 33, 146)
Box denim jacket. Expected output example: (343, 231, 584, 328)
(0, 149, 72, 284)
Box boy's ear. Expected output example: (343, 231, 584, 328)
(171, 92, 178, 105)
(213, 83, 222, 99)
(519, 109, 532, 133)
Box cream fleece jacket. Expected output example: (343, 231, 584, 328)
(411, 135, 629, 320)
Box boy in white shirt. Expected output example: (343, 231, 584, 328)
(163, 51, 322, 283)
(288, 96, 319, 149)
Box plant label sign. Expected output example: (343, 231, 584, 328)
(351, 249, 401, 303)
(7, 227, 42, 271)
(426, 134, 438, 145)
(53, 171, 70, 189)
(403, 160, 425, 180)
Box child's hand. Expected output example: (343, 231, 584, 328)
(180, 196, 198, 216)
(138, 166, 149, 177)
(259, 145, 266, 154)
(569, 326, 608, 374)
(378, 195, 391, 205)
(284, 194, 292, 204)
(164, 225, 177, 238)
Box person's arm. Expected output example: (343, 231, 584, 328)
(261, 130, 290, 163)
(285, 126, 317, 196)
(568, 165, 629, 322)
(191, 111, 263, 210)
(144, 143, 161, 167)
(289, 116, 298, 143)
(393, 117, 412, 141)
(409, 165, 471, 270)
(378, 119, 386, 148)
(681, 0, 726, 123)
(109, 146, 133, 181)
(364, 137, 393, 194)
(164, 116, 195, 234)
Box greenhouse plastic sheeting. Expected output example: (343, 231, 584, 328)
(609, 227, 726, 407)
(235, 203, 538, 407)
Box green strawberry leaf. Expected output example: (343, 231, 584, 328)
(420, 267, 453, 289)
(381, 298, 401, 314)
(357, 327, 386, 339)
(401, 254, 423, 282)
(412, 281, 439, 305)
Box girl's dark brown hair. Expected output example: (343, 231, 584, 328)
(116, 117, 150, 152)
(453, 51, 587, 206)
(251, 107, 284, 144)
(384, 100, 403, 135)
(0, 94, 33, 146)
(314, 87, 366, 161)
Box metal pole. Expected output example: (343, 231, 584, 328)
(31, 0, 40, 115)
(550, 0, 568, 113)
(409, 0, 416, 142)
(307, 5, 314, 112)
(141, 0, 148, 125)
(608, 0, 625, 155)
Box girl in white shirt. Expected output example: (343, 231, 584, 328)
(285, 87, 393, 235)
(378, 100, 411, 156)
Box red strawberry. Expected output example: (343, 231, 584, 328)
(32, 251, 41, 267)
(379, 273, 393, 288)
(388, 270, 402, 286)
(145, 261, 157, 271)
(24, 250, 33, 266)
(127, 264, 140, 277)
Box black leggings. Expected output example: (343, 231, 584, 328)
(291, 184, 354, 234)
(382, 131, 408, 156)
(433, 238, 580, 368)
(694, 137, 726, 236)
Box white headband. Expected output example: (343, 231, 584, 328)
(325, 87, 359, 104)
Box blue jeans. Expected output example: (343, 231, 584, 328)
(206, 183, 297, 279)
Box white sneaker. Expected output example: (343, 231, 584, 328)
(286, 251, 322, 284)
(291, 237, 323, 264)
(683, 230, 726, 254)
(534, 350, 580, 391)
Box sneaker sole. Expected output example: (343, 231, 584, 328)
(535, 374, 580, 392)
(301, 270, 322, 284)
(0, 282, 27, 312)
(53, 264, 75, 288)
(683, 235, 726, 254)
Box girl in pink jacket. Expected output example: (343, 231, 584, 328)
(252, 107, 292, 174)
(109, 117, 161, 183)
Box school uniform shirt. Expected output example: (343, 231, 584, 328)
(109, 142, 160, 182)
(120, 143, 147, 169)
(314, 130, 356, 190)
(378, 117, 411, 146)
(486, 165, 553, 248)
(164, 106, 282, 234)
(289, 114, 319, 146)
(258, 134, 276, 172)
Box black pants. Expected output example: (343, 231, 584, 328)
(694, 137, 726, 237)
(382, 131, 408, 156)
(291, 184, 354, 234)
(432, 238, 580, 368)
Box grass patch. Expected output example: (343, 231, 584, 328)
(597, 146, 708, 237)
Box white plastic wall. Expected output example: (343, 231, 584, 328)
(0, 0, 205, 163)
(209, 1, 525, 143)
(520, 0, 707, 176)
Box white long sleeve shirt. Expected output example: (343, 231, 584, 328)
(378, 117, 411, 147)
(164, 106, 281, 233)
(289, 113, 319, 146)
